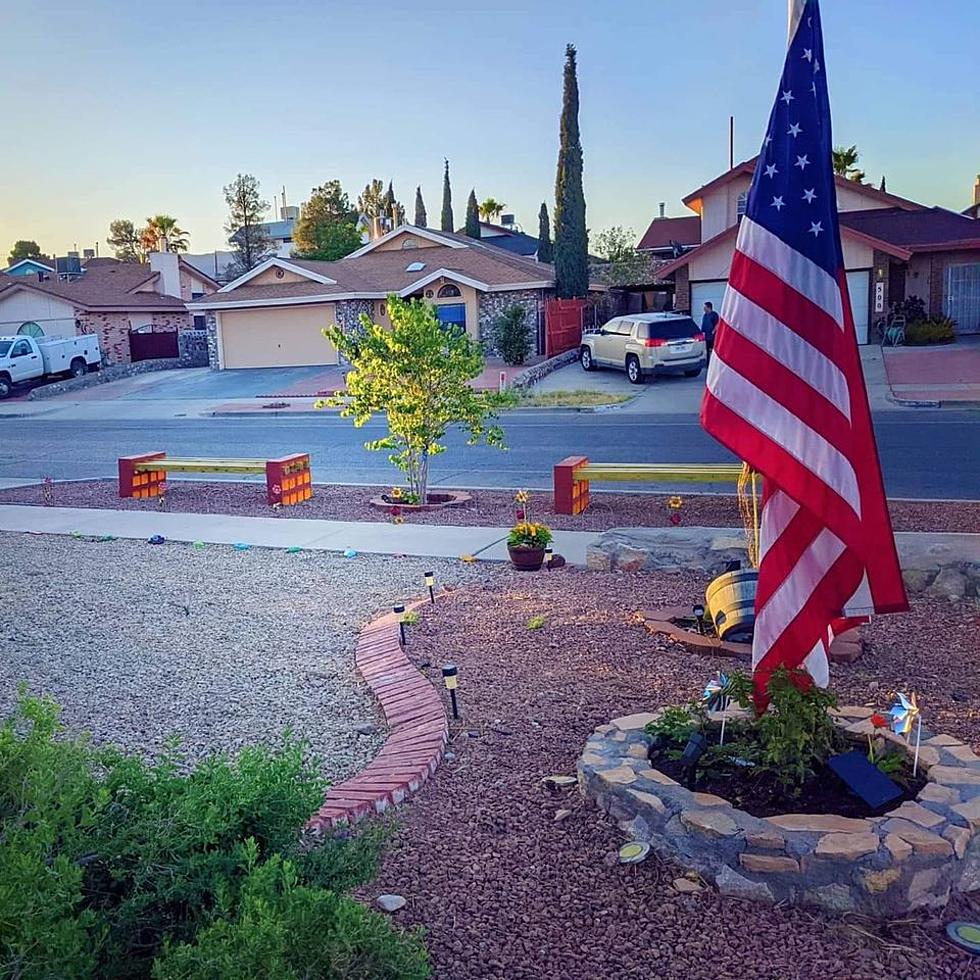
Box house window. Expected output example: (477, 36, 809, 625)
(17, 321, 44, 337)
(191, 291, 204, 300)
(437, 283, 462, 298)
(132, 323, 152, 334)
(435, 303, 466, 332)
(945, 262, 980, 334)
(401, 237, 418, 249)
(193, 315, 206, 329)
(736, 191, 748, 218)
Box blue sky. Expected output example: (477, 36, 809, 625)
(3, 0, 978, 257)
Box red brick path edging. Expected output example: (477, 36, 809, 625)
(307, 605, 446, 832)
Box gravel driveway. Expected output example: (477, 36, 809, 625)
(0, 532, 483, 781)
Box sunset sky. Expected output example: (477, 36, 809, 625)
(3, 0, 977, 258)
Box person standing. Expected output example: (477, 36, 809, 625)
(701, 301, 719, 356)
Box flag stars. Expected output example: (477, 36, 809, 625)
(771, 196, 786, 211)
(802, 48, 813, 62)
(814, 59, 821, 73)
(808, 221, 824, 237)
(802, 188, 817, 203)
(764, 135, 772, 147)
(811, 82, 818, 95)
(788, 122, 802, 137)
(795, 154, 810, 170)
(764, 163, 779, 178)
(781, 89, 795, 104)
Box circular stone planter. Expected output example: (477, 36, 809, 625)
(368, 491, 472, 513)
(578, 707, 980, 917)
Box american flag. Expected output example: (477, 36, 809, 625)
(701, 0, 907, 707)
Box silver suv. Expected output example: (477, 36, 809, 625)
(580, 312, 706, 384)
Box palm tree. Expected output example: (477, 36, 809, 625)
(478, 197, 506, 223)
(142, 214, 189, 253)
(832, 145, 865, 183)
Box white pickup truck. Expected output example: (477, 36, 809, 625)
(0, 334, 102, 398)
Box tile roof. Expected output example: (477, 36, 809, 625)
(0, 258, 185, 310)
(637, 215, 702, 251)
(838, 207, 980, 250)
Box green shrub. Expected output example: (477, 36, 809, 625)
(645, 705, 698, 743)
(889, 294, 927, 323)
(491, 304, 532, 365)
(0, 693, 429, 980)
(905, 315, 956, 345)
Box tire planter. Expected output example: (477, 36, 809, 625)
(578, 706, 980, 917)
(368, 490, 472, 513)
(508, 545, 546, 571)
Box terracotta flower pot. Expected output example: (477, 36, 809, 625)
(508, 544, 545, 571)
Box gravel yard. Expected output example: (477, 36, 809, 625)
(364, 568, 980, 980)
(1, 479, 977, 533)
(0, 532, 484, 781)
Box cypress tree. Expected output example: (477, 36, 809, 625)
(465, 190, 481, 238)
(414, 186, 427, 227)
(553, 44, 588, 298)
(440, 159, 454, 232)
(384, 181, 396, 223)
(536, 202, 553, 263)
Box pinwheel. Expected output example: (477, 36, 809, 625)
(703, 672, 733, 745)
(890, 692, 923, 775)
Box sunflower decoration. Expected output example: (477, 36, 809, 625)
(514, 488, 530, 522)
(389, 486, 403, 502)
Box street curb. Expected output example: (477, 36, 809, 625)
(886, 394, 942, 409)
(306, 601, 446, 832)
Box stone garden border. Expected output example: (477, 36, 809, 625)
(367, 491, 473, 513)
(578, 707, 980, 916)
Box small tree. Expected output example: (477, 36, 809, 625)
(440, 159, 454, 232)
(107, 219, 146, 262)
(7, 240, 46, 265)
(465, 190, 481, 238)
(293, 180, 360, 260)
(323, 296, 504, 503)
(592, 226, 650, 286)
(358, 179, 386, 218)
(491, 304, 532, 365)
(224, 173, 270, 276)
(536, 203, 553, 263)
(414, 186, 427, 227)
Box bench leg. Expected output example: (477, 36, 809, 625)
(119, 453, 166, 499)
(554, 455, 589, 515)
(266, 454, 313, 506)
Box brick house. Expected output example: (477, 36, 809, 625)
(0, 253, 217, 363)
(189, 225, 582, 369)
(648, 159, 980, 340)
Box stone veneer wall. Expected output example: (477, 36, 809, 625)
(77, 312, 132, 365)
(478, 290, 546, 356)
(579, 707, 980, 917)
(205, 311, 220, 369)
(334, 299, 375, 366)
(177, 329, 208, 367)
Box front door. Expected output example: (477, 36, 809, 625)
(8, 338, 39, 381)
(945, 262, 980, 334)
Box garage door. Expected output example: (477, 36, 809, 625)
(690, 280, 728, 320)
(219, 306, 338, 369)
(845, 270, 870, 344)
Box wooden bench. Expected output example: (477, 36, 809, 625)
(118, 452, 313, 506)
(554, 455, 744, 514)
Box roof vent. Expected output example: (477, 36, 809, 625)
(405, 261, 425, 272)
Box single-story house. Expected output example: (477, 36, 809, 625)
(3, 257, 56, 277)
(637, 209, 701, 258)
(0, 253, 217, 363)
(650, 159, 980, 340)
(189, 224, 580, 370)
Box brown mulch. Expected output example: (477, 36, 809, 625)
(2, 479, 977, 534)
(361, 567, 980, 980)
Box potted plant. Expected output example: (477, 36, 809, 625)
(507, 521, 553, 571)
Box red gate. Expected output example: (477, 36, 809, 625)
(129, 330, 178, 362)
(544, 298, 587, 357)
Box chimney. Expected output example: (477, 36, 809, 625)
(974, 175, 980, 207)
(149, 251, 182, 298)
(659, 203, 666, 219)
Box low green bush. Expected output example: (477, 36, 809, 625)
(490, 304, 532, 365)
(905, 315, 956, 345)
(0, 692, 428, 980)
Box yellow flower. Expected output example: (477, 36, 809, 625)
(668, 496, 684, 510)
(390, 487, 403, 500)
(515, 489, 529, 504)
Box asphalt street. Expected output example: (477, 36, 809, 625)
(1, 410, 977, 499)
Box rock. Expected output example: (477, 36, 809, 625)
(880, 818, 954, 857)
(680, 808, 738, 838)
(927, 734, 965, 746)
(692, 792, 730, 807)
(908, 868, 950, 909)
(627, 744, 649, 759)
(554, 809, 572, 823)
(354, 723, 379, 735)
(944, 743, 980, 764)
(467, 730, 481, 738)
(901, 567, 937, 593)
(926, 567, 969, 599)
(814, 832, 881, 859)
(928, 765, 980, 787)
(951, 797, 980, 831)
(745, 831, 786, 850)
(861, 868, 902, 893)
(586, 549, 613, 572)
(805, 883, 856, 913)
(888, 801, 945, 829)
(542, 775, 577, 790)
(598, 766, 637, 786)
(739, 853, 800, 873)
(767, 813, 872, 834)
(627, 789, 667, 815)
(610, 712, 660, 731)
(602, 850, 619, 868)
(943, 825, 970, 859)
(884, 833, 913, 862)
(614, 546, 648, 573)
(492, 724, 513, 736)
(376, 894, 407, 913)
(715, 866, 774, 902)
(919, 783, 960, 805)
(443, 751, 456, 762)
(644, 768, 680, 787)
(672, 877, 703, 894)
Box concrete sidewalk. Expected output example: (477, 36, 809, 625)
(0, 505, 600, 565)
(882, 338, 980, 407)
